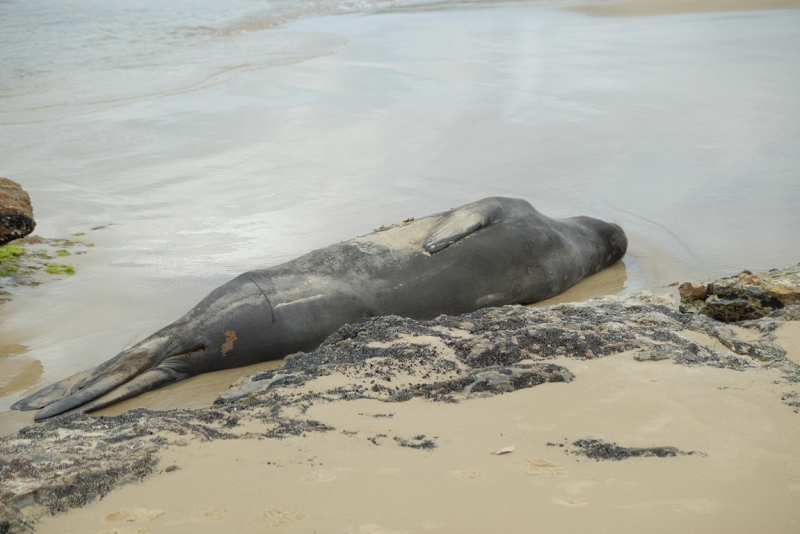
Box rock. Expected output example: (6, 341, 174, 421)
(680, 264, 800, 321)
(0, 178, 35, 246)
(677, 281, 709, 300)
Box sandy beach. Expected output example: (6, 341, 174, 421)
(33, 361, 800, 534)
(2, 287, 796, 534)
(1, 0, 800, 532)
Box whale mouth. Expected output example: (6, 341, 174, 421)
(12, 338, 204, 421)
(28, 365, 191, 421)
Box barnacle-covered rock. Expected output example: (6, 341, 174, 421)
(680, 264, 800, 321)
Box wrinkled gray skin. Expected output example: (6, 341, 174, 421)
(13, 197, 627, 420)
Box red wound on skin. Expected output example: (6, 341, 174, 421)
(221, 330, 237, 356)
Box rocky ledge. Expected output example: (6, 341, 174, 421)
(2, 267, 800, 533)
(0, 179, 35, 248)
(680, 263, 800, 321)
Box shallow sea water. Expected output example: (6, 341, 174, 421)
(1, 0, 798, 430)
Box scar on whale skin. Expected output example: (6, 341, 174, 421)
(221, 331, 237, 356)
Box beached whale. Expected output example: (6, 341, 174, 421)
(13, 197, 627, 420)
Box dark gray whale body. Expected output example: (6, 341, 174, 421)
(14, 197, 627, 420)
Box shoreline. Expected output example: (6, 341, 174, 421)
(569, 0, 800, 16)
(2, 0, 799, 426)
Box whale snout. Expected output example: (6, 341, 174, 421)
(607, 223, 628, 261)
(576, 218, 628, 268)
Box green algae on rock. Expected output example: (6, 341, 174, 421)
(44, 263, 75, 275)
(0, 234, 96, 289)
(0, 245, 25, 277)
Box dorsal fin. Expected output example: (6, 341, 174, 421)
(423, 198, 503, 253)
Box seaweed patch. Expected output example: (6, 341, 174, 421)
(556, 438, 704, 461)
(0, 245, 24, 277)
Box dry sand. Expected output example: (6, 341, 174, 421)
(32, 343, 800, 534)
(24, 306, 800, 534)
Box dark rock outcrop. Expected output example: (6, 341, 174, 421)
(0, 178, 35, 247)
